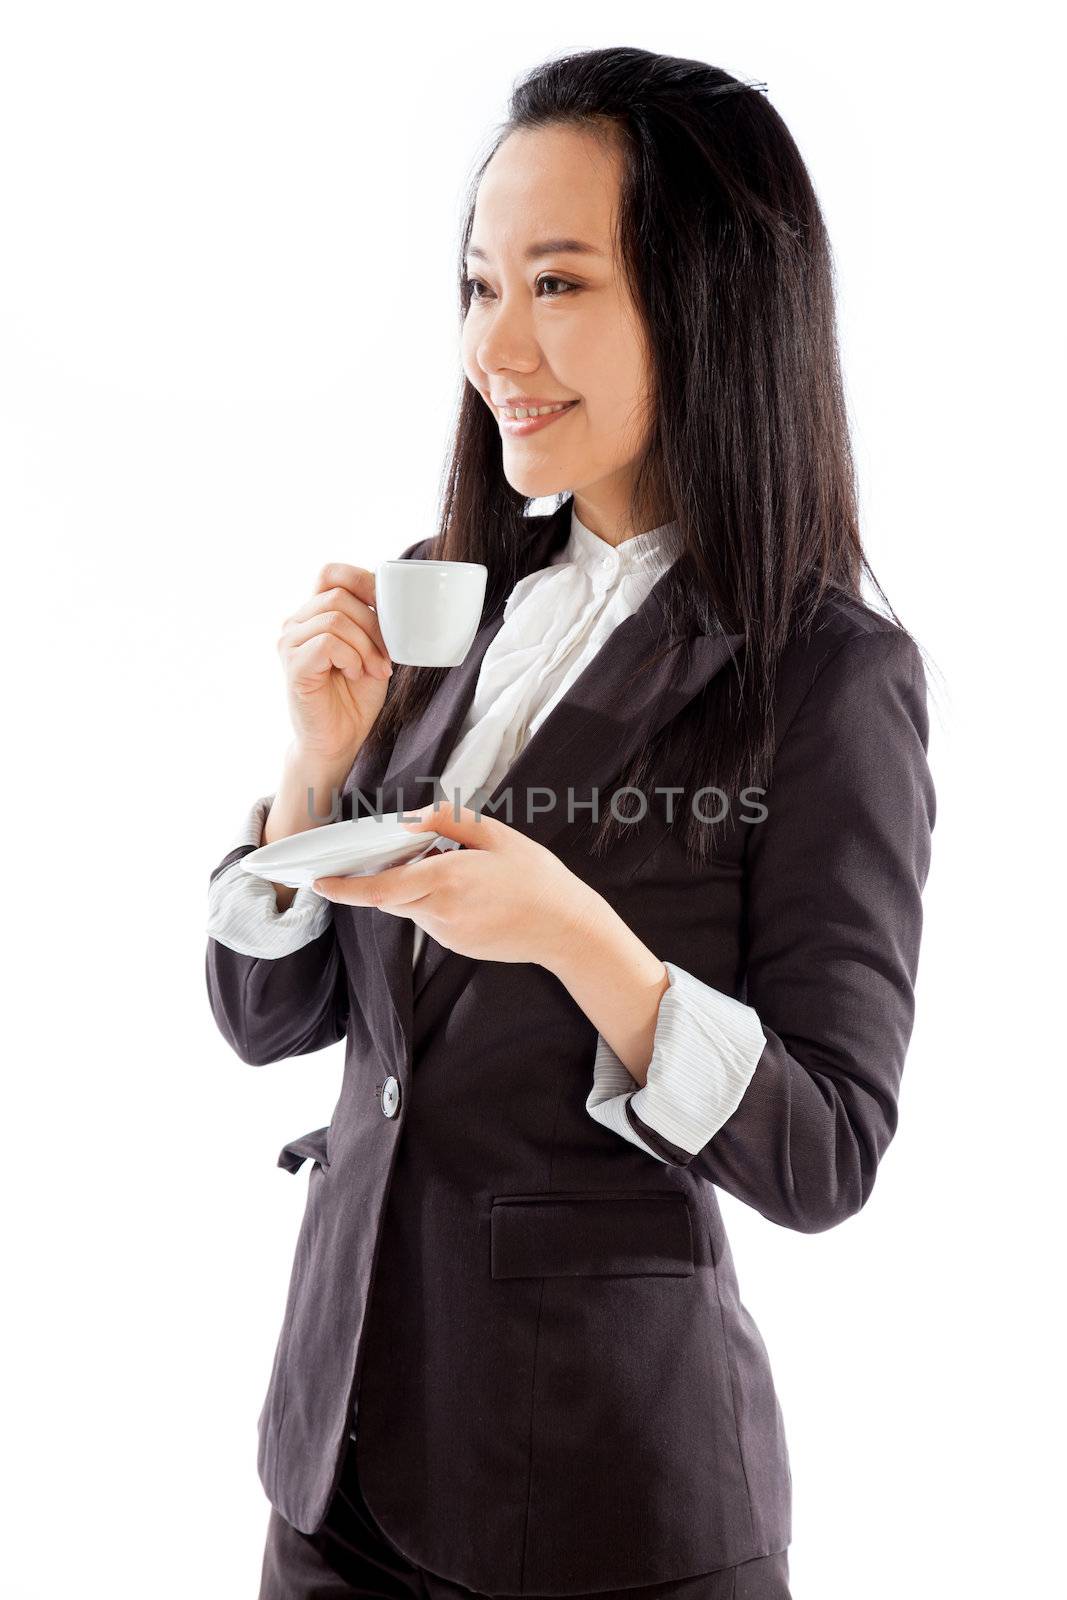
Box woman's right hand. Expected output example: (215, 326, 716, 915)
(276, 562, 394, 765)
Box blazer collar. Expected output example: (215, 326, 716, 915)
(346, 499, 746, 1037)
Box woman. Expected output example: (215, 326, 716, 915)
(206, 46, 936, 1600)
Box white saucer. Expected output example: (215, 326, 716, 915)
(239, 810, 456, 892)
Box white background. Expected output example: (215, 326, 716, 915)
(1, 4, 1062, 1596)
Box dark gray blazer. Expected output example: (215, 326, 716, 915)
(205, 500, 935, 1594)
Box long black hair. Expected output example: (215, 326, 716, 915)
(366, 44, 918, 866)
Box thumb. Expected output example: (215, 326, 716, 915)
(401, 799, 501, 849)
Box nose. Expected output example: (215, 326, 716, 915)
(474, 298, 539, 381)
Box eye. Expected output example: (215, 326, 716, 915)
(464, 274, 578, 302)
(536, 275, 577, 298)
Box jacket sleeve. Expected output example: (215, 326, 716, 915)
(205, 532, 434, 1066)
(622, 628, 937, 1233)
(205, 800, 349, 1066)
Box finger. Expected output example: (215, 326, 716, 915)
(286, 580, 391, 664)
(313, 565, 388, 655)
(405, 800, 502, 847)
(400, 802, 440, 830)
(283, 592, 391, 672)
(315, 563, 376, 603)
(286, 631, 376, 685)
(282, 612, 392, 680)
(312, 850, 453, 906)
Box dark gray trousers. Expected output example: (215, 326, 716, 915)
(258, 1434, 792, 1600)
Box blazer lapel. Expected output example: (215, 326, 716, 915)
(355, 503, 746, 1056)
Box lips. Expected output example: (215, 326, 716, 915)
(496, 399, 581, 437)
(492, 397, 577, 411)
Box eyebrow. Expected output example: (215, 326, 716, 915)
(465, 238, 606, 264)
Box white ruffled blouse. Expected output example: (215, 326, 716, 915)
(206, 504, 767, 1163)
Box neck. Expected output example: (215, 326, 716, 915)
(571, 496, 674, 548)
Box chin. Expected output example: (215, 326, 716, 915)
(501, 462, 573, 500)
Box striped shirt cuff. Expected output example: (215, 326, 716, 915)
(585, 960, 767, 1159)
(206, 794, 335, 959)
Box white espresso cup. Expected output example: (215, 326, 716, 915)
(374, 558, 489, 667)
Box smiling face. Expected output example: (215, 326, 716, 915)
(461, 122, 660, 540)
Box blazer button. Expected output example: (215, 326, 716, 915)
(377, 1075, 401, 1118)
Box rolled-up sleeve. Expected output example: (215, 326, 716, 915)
(205, 796, 347, 1066)
(206, 794, 334, 958)
(585, 965, 767, 1161)
(615, 629, 936, 1232)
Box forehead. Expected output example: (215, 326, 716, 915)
(468, 124, 621, 258)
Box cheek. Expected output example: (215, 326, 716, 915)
(571, 318, 648, 423)
(579, 391, 650, 456)
(460, 330, 482, 384)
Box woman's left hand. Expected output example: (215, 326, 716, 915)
(311, 801, 599, 970)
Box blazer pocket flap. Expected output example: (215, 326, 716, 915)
(277, 1125, 331, 1174)
(491, 1191, 694, 1279)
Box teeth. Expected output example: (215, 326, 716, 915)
(500, 401, 573, 420)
